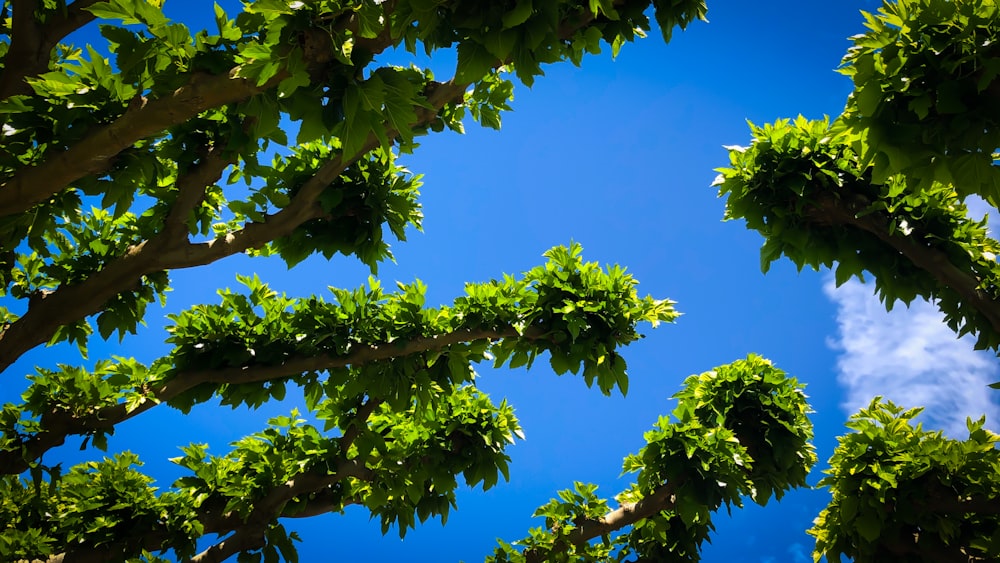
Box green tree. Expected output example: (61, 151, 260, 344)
(714, 0, 1000, 560)
(0, 1, 819, 562)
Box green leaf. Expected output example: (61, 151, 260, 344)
(502, 0, 533, 28)
(85, 0, 141, 24)
(456, 42, 495, 84)
(855, 510, 881, 543)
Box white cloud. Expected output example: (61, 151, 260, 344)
(824, 277, 1000, 438)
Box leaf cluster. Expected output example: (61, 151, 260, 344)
(0, 244, 676, 561)
(840, 0, 1000, 196)
(810, 399, 1000, 562)
(488, 354, 815, 562)
(716, 116, 1000, 351)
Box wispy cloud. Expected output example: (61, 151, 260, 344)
(824, 276, 1000, 437)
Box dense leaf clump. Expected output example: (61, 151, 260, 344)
(716, 1, 1000, 561)
(716, 117, 1000, 350)
(489, 355, 815, 562)
(811, 399, 1000, 562)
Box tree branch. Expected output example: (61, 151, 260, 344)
(524, 483, 678, 563)
(0, 151, 234, 374)
(0, 67, 281, 218)
(1, 0, 44, 100)
(161, 145, 235, 241)
(192, 459, 373, 562)
(0, 0, 104, 99)
(812, 196, 1000, 336)
(0, 3, 409, 220)
(0, 327, 516, 475)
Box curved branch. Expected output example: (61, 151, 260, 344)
(192, 458, 373, 562)
(1, 0, 44, 100)
(0, 327, 516, 475)
(161, 145, 236, 241)
(0, 75, 467, 378)
(0, 3, 409, 219)
(0, 67, 279, 218)
(0, 150, 233, 374)
(812, 196, 1000, 335)
(0, 0, 103, 99)
(187, 528, 263, 563)
(524, 483, 678, 563)
(193, 398, 379, 559)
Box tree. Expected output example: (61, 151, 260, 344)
(0, 1, 821, 562)
(714, 0, 1000, 560)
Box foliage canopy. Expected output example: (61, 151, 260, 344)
(1, 0, 1000, 561)
(715, 0, 1000, 560)
(0, 0, 820, 561)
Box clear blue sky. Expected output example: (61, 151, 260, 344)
(9, 1, 1000, 562)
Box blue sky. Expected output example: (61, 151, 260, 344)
(6, 0, 1000, 561)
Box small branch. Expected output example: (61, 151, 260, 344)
(281, 495, 361, 519)
(195, 456, 374, 560)
(158, 78, 469, 270)
(339, 399, 380, 454)
(524, 483, 677, 563)
(161, 146, 235, 241)
(188, 527, 264, 563)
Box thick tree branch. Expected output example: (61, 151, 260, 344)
(0, 76, 466, 379)
(1, 0, 44, 99)
(0, 68, 282, 218)
(0, 3, 407, 220)
(0, 0, 103, 99)
(524, 483, 678, 563)
(0, 151, 233, 374)
(812, 196, 1000, 335)
(162, 146, 235, 241)
(0, 327, 516, 474)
